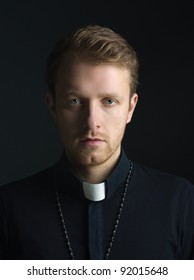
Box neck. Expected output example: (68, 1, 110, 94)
(68, 148, 121, 184)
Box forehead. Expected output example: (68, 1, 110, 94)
(55, 54, 131, 95)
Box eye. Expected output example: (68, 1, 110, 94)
(103, 98, 117, 106)
(69, 98, 82, 105)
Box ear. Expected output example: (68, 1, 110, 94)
(45, 93, 57, 122)
(126, 93, 138, 124)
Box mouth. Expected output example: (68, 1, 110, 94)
(80, 137, 105, 146)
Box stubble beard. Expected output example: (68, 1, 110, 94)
(63, 124, 126, 173)
(66, 140, 121, 168)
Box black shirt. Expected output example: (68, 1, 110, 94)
(0, 151, 194, 259)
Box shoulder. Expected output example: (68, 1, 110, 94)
(132, 161, 194, 195)
(0, 165, 55, 200)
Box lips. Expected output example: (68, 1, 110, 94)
(80, 137, 105, 146)
(81, 138, 104, 142)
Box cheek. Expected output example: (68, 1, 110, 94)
(112, 109, 129, 126)
(108, 113, 127, 137)
(56, 110, 77, 126)
(55, 112, 76, 140)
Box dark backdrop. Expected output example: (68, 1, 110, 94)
(0, 0, 193, 186)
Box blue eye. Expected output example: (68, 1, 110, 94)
(70, 98, 82, 105)
(104, 99, 116, 105)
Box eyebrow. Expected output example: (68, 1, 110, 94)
(62, 90, 120, 99)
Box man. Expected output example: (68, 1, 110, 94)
(0, 25, 194, 260)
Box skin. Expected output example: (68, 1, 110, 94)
(46, 56, 138, 183)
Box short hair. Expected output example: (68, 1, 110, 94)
(46, 25, 139, 96)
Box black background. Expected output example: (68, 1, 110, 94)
(0, 0, 193, 186)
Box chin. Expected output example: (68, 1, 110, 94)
(71, 147, 117, 167)
(75, 152, 105, 166)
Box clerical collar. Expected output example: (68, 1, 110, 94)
(82, 181, 106, 201)
(55, 148, 131, 201)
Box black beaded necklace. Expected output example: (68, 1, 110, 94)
(55, 160, 133, 260)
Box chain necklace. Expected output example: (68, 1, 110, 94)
(55, 160, 133, 260)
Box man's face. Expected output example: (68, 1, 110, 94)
(46, 56, 138, 168)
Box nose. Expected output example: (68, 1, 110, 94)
(83, 101, 100, 132)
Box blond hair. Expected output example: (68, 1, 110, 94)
(46, 25, 139, 96)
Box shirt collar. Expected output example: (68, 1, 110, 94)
(55, 149, 131, 200)
(106, 149, 131, 198)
